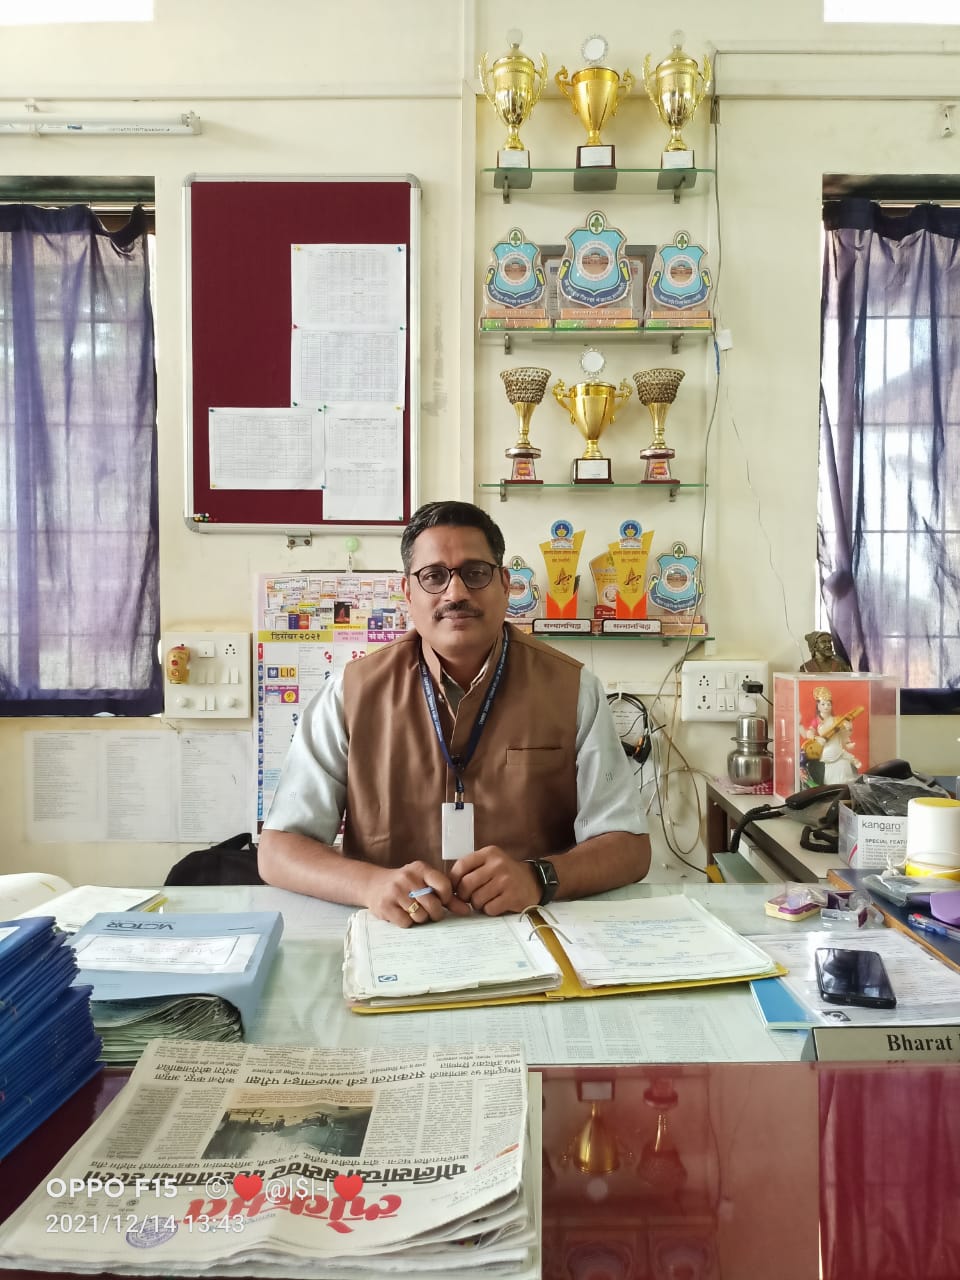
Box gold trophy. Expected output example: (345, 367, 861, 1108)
(500, 366, 549, 483)
(633, 367, 685, 484)
(642, 31, 712, 170)
(555, 34, 634, 184)
(553, 358, 632, 483)
(479, 31, 547, 178)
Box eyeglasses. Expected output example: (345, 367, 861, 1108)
(410, 560, 499, 594)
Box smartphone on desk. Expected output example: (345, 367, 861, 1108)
(814, 947, 897, 1009)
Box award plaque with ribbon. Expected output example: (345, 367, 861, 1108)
(646, 540, 708, 636)
(555, 210, 638, 329)
(481, 227, 550, 331)
(505, 555, 541, 630)
(646, 230, 713, 331)
(602, 520, 659, 634)
(533, 520, 592, 635)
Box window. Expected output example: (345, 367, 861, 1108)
(0, 194, 161, 714)
(819, 192, 960, 711)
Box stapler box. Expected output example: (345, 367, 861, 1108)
(837, 800, 908, 870)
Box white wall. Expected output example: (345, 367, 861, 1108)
(0, 1, 957, 885)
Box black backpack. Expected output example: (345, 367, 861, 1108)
(164, 832, 264, 886)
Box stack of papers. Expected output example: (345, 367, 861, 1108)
(16, 884, 167, 933)
(540, 897, 780, 985)
(344, 912, 564, 1007)
(344, 895, 782, 1013)
(69, 911, 284, 1064)
(92, 995, 241, 1066)
(0, 1040, 540, 1280)
(0, 916, 102, 1160)
(0, 872, 167, 932)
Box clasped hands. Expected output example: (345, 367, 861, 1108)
(367, 848, 541, 928)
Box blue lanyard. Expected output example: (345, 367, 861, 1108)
(418, 625, 510, 809)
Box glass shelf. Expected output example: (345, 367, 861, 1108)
(482, 166, 714, 202)
(478, 326, 713, 354)
(479, 480, 706, 503)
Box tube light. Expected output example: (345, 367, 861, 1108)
(0, 111, 200, 135)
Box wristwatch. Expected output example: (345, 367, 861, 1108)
(526, 858, 559, 906)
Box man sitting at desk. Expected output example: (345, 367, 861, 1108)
(259, 500, 650, 926)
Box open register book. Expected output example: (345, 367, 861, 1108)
(344, 895, 783, 1013)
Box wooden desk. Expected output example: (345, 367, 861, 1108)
(706, 779, 837, 882)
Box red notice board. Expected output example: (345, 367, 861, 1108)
(184, 175, 420, 533)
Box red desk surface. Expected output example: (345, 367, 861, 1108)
(3, 1061, 960, 1280)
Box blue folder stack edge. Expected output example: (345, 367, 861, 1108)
(0, 916, 102, 1161)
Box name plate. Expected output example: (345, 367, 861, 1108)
(808, 1024, 960, 1063)
(532, 618, 592, 635)
(601, 619, 662, 635)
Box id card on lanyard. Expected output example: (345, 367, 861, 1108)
(418, 626, 510, 864)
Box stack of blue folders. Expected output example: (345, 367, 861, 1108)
(0, 916, 102, 1161)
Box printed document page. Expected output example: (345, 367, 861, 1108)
(208, 407, 324, 489)
(72, 932, 259, 974)
(321, 403, 403, 522)
(344, 911, 563, 1004)
(291, 243, 406, 330)
(540, 896, 778, 986)
(25, 731, 252, 844)
(291, 328, 405, 404)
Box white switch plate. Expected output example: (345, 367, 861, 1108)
(162, 631, 251, 719)
(679, 659, 770, 722)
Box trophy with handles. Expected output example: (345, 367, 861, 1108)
(479, 31, 547, 172)
(555, 34, 634, 180)
(553, 349, 631, 483)
(642, 31, 712, 169)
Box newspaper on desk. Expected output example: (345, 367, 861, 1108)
(0, 1040, 538, 1279)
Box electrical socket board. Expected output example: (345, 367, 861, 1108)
(162, 631, 251, 719)
(679, 659, 770, 722)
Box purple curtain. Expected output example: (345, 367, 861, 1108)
(819, 198, 960, 714)
(0, 204, 160, 715)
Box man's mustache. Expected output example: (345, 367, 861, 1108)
(434, 601, 482, 621)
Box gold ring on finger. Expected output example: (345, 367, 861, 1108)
(407, 901, 421, 917)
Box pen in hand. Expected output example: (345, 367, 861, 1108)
(908, 913, 960, 943)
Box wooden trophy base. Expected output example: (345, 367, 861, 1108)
(572, 457, 613, 484)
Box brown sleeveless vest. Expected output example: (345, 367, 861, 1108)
(340, 625, 582, 867)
